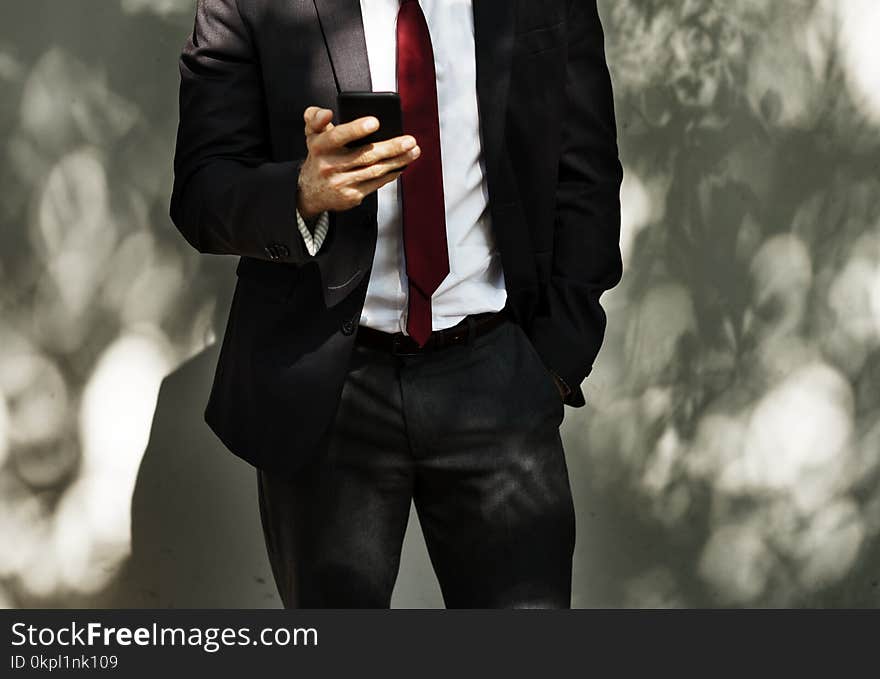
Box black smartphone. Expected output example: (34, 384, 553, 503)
(337, 91, 404, 149)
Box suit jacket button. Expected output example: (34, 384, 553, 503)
(264, 243, 289, 260)
(341, 320, 356, 336)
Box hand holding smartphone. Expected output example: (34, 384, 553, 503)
(337, 91, 405, 148)
(295, 94, 418, 218)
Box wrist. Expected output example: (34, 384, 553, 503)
(299, 209, 321, 229)
(296, 177, 321, 222)
(297, 205, 321, 223)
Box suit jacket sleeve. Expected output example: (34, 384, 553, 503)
(529, 0, 623, 407)
(170, 0, 330, 268)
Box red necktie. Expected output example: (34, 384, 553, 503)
(397, 0, 449, 346)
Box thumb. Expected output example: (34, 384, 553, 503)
(306, 107, 334, 134)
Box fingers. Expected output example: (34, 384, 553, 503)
(313, 116, 380, 153)
(325, 168, 404, 212)
(335, 135, 418, 171)
(304, 107, 333, 136)
(303, 105, 418, 162)
(352, 169, 405, 200)
(341, 147, 421, 184)
(343, 152, 413, 206)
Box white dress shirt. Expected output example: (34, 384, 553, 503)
(299, 0, 507, 333)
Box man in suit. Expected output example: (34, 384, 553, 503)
(170, 0, 622, 608)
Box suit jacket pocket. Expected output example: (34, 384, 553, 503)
(513, 21, 564, 57)
(235, 256, 301, 303)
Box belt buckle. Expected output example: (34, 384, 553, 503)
(391, 333, 418, 357)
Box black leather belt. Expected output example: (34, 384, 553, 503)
(355, 308, 510, 356)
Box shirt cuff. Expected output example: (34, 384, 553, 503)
(296, 209, 330, 256)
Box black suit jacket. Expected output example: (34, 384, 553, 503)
(170, 0, 623, 474)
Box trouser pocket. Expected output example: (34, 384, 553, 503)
(509, 322, 565, 420)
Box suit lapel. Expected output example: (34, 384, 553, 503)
(312, 0, 373, 93)
(472, 0, 516, 168)
(473, 0, 532, 300)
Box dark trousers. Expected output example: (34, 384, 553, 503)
(257, 316, 575, 608)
